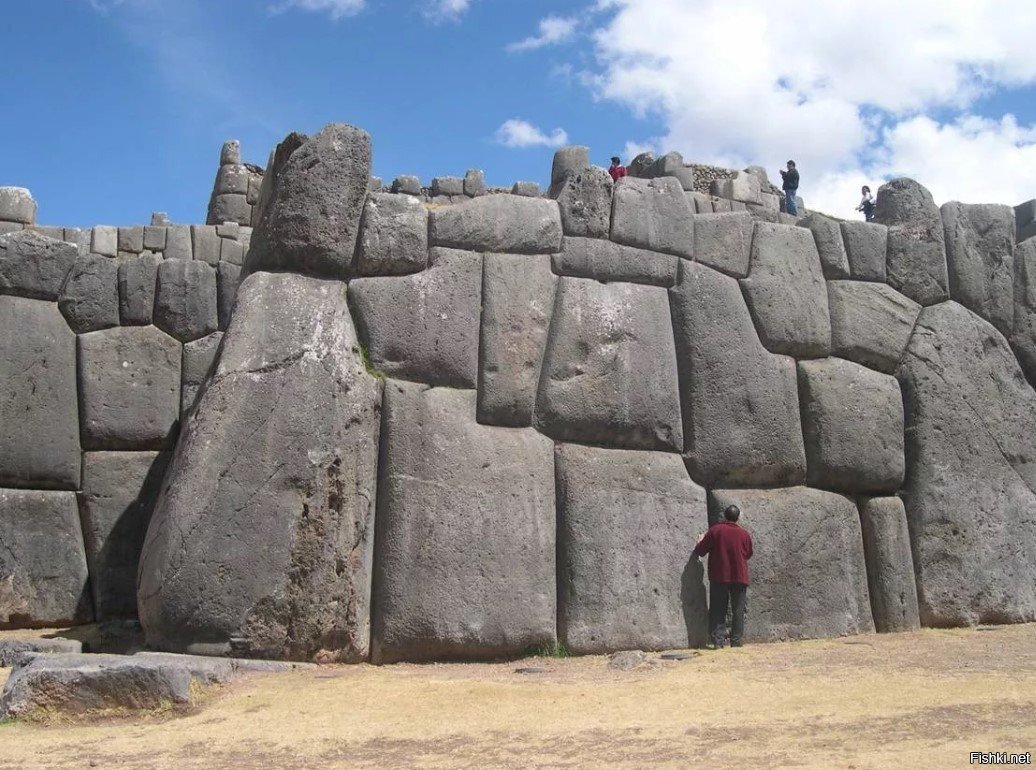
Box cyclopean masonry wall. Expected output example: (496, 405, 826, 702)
(2, 122, 1036, 662)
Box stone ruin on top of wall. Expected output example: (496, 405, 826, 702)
(2, 123, 1036, 664)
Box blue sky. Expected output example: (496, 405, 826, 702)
(4, 0, 1036, 227)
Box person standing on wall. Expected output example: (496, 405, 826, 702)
(857, 185, 875, 222)
(693, 505, 754, 649)
(609, 156, 627, 183)
(780, 160, 799, 216)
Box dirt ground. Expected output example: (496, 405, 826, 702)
(2, 624, 1034, 769)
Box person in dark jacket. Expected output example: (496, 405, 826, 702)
(692, 505, 754, 648)
(609, 156, 627, 183)
(780, 160, 799, 216)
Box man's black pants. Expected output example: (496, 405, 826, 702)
(709, 582, 748, 647)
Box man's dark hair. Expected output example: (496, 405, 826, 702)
(611, 156, 621, 164)
(723, 505, 741, 522)
(787, 160, 796, 168)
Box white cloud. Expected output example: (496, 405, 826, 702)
(270, 0, 365, 20)
(495, 119, 570, 149)
(578, 0, 1036, 215)
(508, 16, 579, 53)
(424, 0, 473, 22)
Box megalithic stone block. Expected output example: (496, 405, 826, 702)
(246, 124, 371, 279)
(610, 176, 694, 259)
(555, 166, 613, 239)
(0, 488, 92, 628)
(0, 297, 81, 490)
(840, 220, 888, 282)
(154, 259, 218, 342)
(118, 252, 161, 325)
(180, 331, 223, 417)
(798, 213, 851, 279)
(0, 230, 78, 300)
(138, 272, 382, 662)
(874, 177, 950, 305)
(858, 496, 921, 633)
(827, 280, 921, 374)
(371, 382, 556, 664)
(58, 254, 120, 334)
(0, 187, 37, 224)
(429, 195, 563, 254)
(556, 443, 708, 654)
(707, 487, 874, 642)
(355, 192, 429, 276)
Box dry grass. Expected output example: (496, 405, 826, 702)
(2, 624, 1035, 769)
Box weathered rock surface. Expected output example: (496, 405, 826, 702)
(874, 178, 950, 306)
(371, 382, 555, 663)
(552, 236, 678, 287)
(216, 261, 240, 331)
(58, 254, 120, 333)
(118, 252, 160, 325)
(740, 222, 831, 358)
(0, 489, 91, 629)
(941, 201, 1014, 336)
(610, 177, 694, 259)
(79, 452, 171, 620)
(797, 358, 905, 494)
(897, 301, 1036, 626)
(858, 497, 921, 633)
(429, 195, 562, 254)
(355, 192, 429, 276)
(0, 637, 82, 667)
(1011, 238, 1036, 384)
(708, 487, 874, 641)
(0, 297, 80, 490)
(477, 253, 556, 427)
(138, 272, 382, 662)
(840, 221, 887, 281)
(693, 212, 754, 278)
(247, 124, 371, 278)
(153, 259, 219, 342)
(798, 213, 850, 279)
(536, 277, 683, 452)
(549, 146, 590, 197)
(827, 281, 921, 374)
(555, 444, 708, 654)
(180, 331, 223, 416)
(670, 262, 806, 487)
(0, 231, 77, 300)
(349, 248, 481, 388)
(0, 187, 36, 224)
(78, 326, 182, 451)
(555, 167, 613, 239)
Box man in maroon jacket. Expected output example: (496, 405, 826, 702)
(692, 505, 754, 648)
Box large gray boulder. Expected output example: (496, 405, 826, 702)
(670, 262, 806, 487)
(610, 177, 694, 259)
(941, 201, 1014, 336)
(536, 277, 683, 452)
(840, 220, 887, 281)
(555, 444, 708, 654)
(552, 236, 678, 287)
(180, 331, 223, 416)
(0, 638, 82, 667)
(874, 178, 950, 305)
(549, 145, 591, 197)
(78, 326, 182, 451)
(858, 497, 920, 633)
(78, 452, 171, 619)
(0, 231, 77, 300)
(349, 247, 481, 388)
(429, 195, 562, 254)
(797, 358, 905, 494)
(827, 281, 921, 374)
(477, 253, 556, 427)
(798, 213, 850, 279)
(355, 192, 429, 276)
(153, 259, 219, 342)
(0, 297, 80, 490)
(138, 272, 382, 662)
(693, 212, 754, 278)
(708, 487, 874, 641)
(0, 187, 36, 224)
(58, 254, 120, 333)
(117, 252, 160, 325)
(897, 301, 1036, 625)
(371, 382, 555, 663)
(1011, 238, 1036, 384)
(740, 222, 831, 358)
(246, 124, 371, 278)
(555, 167, 613, 239)
(0, 489, 92, 628)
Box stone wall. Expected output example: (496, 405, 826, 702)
(2, 124, 1036, 662)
